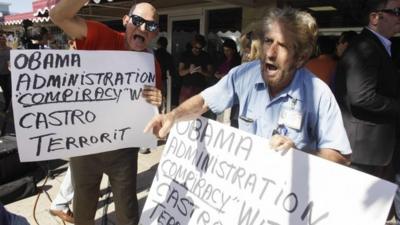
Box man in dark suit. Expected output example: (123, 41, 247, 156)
(335, 0, 400, 177)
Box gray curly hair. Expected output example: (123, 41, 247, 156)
(262, 7, 318, 63)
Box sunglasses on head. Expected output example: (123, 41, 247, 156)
(378, 7, 400, 16)
(130, 15, 159, 32)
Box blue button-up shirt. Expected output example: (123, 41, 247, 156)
(366, 27, 392, 56)
(201, 60, 351, 155)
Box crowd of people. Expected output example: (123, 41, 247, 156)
(1, 0, 400, 224)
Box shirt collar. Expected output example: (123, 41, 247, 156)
(366, 27, 392, 56)
(278, 68, 304, 101)
(254, 60, 265, 87)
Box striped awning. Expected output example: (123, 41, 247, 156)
(32, 0, 61, 17)
(4, 12, 37, 25)
(4, 0, 115, 25)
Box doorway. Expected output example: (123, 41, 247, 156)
(169, 16, 202, 61)
(167, 15, 202, 108)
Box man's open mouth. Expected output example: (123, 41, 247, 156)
(133, 34, 145, 43)
(265, 63, 278, 71)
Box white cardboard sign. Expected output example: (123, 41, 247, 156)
(11, 50, 157, 162)
(140, 117, 397, 225)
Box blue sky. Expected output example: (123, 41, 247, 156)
(6, 0, 33, 13)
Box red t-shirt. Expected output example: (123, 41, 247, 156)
(76, 20, 162, 90)
(305, 54, 337, 86)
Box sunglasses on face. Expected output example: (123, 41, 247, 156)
(130, 15, 159, 32)
(378, 7, 400, 17)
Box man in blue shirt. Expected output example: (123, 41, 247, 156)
(145, 7, 351, 165)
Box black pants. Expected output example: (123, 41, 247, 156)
(70, 148, 139, 225)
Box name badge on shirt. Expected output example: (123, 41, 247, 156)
(278, 108, 303, 130)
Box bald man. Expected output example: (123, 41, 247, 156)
(50, 1, 162, 224)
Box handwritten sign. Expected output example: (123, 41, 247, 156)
(11, 50, 158, 162)
(140, 117, 397, 225)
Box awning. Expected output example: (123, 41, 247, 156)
(32, 0, 119, 17)
(32, 0, 61, 17)
(4, 0, 115, 25)
(4, 12, 36, 25)
(3, 0, 263, 26)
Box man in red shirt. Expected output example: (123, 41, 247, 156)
(50, 1, 162, 225)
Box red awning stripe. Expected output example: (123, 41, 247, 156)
(32, 0, 60, 16)
(4, 0, 112, 25)
(32, 0, 115, 16)
(4, 17, 50, 25)
(4, 12, 35, 25)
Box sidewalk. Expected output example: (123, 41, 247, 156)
(4, 145, 163, 225)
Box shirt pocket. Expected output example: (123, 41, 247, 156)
(285, 122, 315, 152)
(238, 114, 257, 134)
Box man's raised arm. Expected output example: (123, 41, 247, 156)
(49, 0, 88, 39)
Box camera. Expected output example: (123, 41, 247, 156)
(20, 19, 49, 49)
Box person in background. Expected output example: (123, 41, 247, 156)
(239, 32, 251, 62)
(49, 167, 74, 223)
(5, 33, 13, 48)
(178, 34, 213, 104)
(50, 1, 162, 224)
(305, 35, 337, 85)
(335, 2, 400, 223)
(335, 0, 400, 176)
(328, 30, 357, 93)
(145, 7, 351, 165)
(335, 30, 358, 58)
(28, 27, 51, 49)
(0, 33, 11, 112)
(213, 38, 241, 125)
(336, 11, 400, 225)
(154, 36, 175, 105)
(240, 31, 262, 63)
(138, 36, 175, 155)
(214, 38, 241, 79)
(67, 38, 77, 50)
